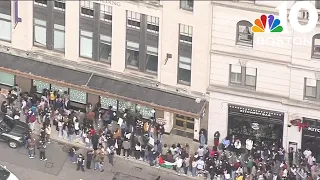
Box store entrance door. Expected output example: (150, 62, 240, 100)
(173, 114, 194, 138)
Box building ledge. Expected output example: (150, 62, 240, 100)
(208, 84, 320, 112)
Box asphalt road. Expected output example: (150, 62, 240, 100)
(0, 140, 187, 180)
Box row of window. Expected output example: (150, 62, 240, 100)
(0, 71, 156, 119)
(236, 20, 320, 59)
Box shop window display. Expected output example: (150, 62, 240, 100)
(228, 115, 283, 146)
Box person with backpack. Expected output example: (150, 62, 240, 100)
(76, 154, 85, 172)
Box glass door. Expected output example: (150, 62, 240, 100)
(174, 114, 194, 133)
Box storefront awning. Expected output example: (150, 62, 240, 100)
(87, 75, 205, 115)
(0, 52, 205, 117)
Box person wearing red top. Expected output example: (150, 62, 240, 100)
(158, 155, 164, 165)
(28, 113, 36, 131)
(90, 128, 96, 136)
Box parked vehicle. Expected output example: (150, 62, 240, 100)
(0, 113, 29, 148)
(0, 164, 19, 180)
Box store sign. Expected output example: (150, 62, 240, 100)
(290, 119, 308, 132)
(100, 0, 121, 6)
(289, 119, 320, 133)
(228, 104, 284, 120)
(251, 123, 260, 130)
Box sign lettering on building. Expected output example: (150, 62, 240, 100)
(307, 127, 320, 133)
(100, 0, 121, 6)
(228, 104, 284, 120)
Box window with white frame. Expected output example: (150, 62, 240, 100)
(180, 0, 194, 11)
(126, 11, 141, 29)
(53, 24, 65, 52)
(312, 34, 320, 59)
(54, 0, 65, 11)
(146, 46, 158, 73)
(126, 41, 140, 69)
(0, 13, 11, 42)
(179, 24, 192, 44)
(146, 15, 159, 34)
(178, 56, 192, 85)
(99, 34, 112, 63)
(80, 0, 94, 17)
(34, 0, 47, 7)
(100, 4, 112, 22)
(230, 64, 257, 89)
(304, 78, 317, 99)
(80, 30, 93, 58)
(34, 19, 47, 47)
(236, 20, 253, 47)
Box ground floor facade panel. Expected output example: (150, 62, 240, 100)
(208, 91, 320, 151)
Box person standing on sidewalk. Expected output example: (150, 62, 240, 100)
(98, 150, 105, 172)
(27, 135, 36, 159)
(93, 149, 101, 170)
(107, 146, 115, 166)
(76, 154, 85, 172)
(86, 149, 94, 169)
(38, 140, 47, 161)
(122, 138, 130, 159)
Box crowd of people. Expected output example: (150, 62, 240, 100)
(2, 84, 320, 179)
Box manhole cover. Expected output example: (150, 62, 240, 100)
(132, 166, 142, 172)
(45, 162, 53, 168)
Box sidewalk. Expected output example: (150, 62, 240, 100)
(32, 122, 198, 179)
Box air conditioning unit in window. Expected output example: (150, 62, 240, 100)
(299, 9, 309, 20)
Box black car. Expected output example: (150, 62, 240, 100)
(0, 113, 29, 148)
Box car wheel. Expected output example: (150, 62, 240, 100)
(8, 140, 18, 149)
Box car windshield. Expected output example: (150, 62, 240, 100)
(0, 115, 14, 131)
(0, 166, 10, 180)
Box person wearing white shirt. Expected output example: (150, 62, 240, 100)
(74, 119, 80, 137)
(175, 157, 183, 175)
(234, 139, 241, 156)
(196, 158, 205, 171)
(246, 139, 253, 152)
(134, 143, 142, 160)
(303, 149, 312, 159)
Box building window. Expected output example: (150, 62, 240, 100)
(0, 13, 11, 42)
(146, 15, 159, 34)
(304, 78, 318, 99)
(69, 89, 87, 104)
(229, 64, 257, 89)
(236, 20, 253, 47)
(312, 34, 320, 59)
(34, 19, 47, 47)
(178, 56, 191, 85)
(118, 100, 136, 113)
(146, 46, 158, 73)
(99, 35, 112, 63)
(100, 96, 117, 109)
(54, 0, 65, 11)
(179, 24, 192, 44)
(136, 104, 155, 119)
(50, 84, 68, 95)
(180, 0, 194, 11)
(80, 30, 93, 58)
(100, 4, 112, 23)
(174, 114, 194, 133)
(126, 41, 140, 69)
(53, 24, 65, 52)
(33, 80, 50, 93)
(34, 0, 47, 7)
(126, 11, 140, 29)
(80, 0, 94, 18)
(0, 72, 14, 86)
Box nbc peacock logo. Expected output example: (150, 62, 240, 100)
(252, 14, 283, 33)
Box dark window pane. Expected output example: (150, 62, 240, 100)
(99, 42, 111, 63)
(146, 54, 158, 73)
(175, 120, 184, 127)
(186, 122, 194, 130)
(179, 34, 192, 43)
(147, 24, 159, 32)
(178, 67, 191, 84)
(81, 7, 94, 16)
(35, 0, 47, 5)
(54, 1, 65, 9)
(126, 49, 139, 68)
(102, 14, 112, 21)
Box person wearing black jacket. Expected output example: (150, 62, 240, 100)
(91, 133, 99, 150)
(86, 150, 94, 169)
(1, 101, 7, 114)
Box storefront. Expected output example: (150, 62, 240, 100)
(301, 118, 320, 157)
(0, 51, 207, 141)
(228, 104, 284, 146)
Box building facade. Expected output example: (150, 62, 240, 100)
(208, 0, 320, 151)
(0, 0, 211, 141)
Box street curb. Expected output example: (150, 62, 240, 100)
(32, 132, 199, 179)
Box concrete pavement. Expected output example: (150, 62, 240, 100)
(0, 140, 187, 180)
